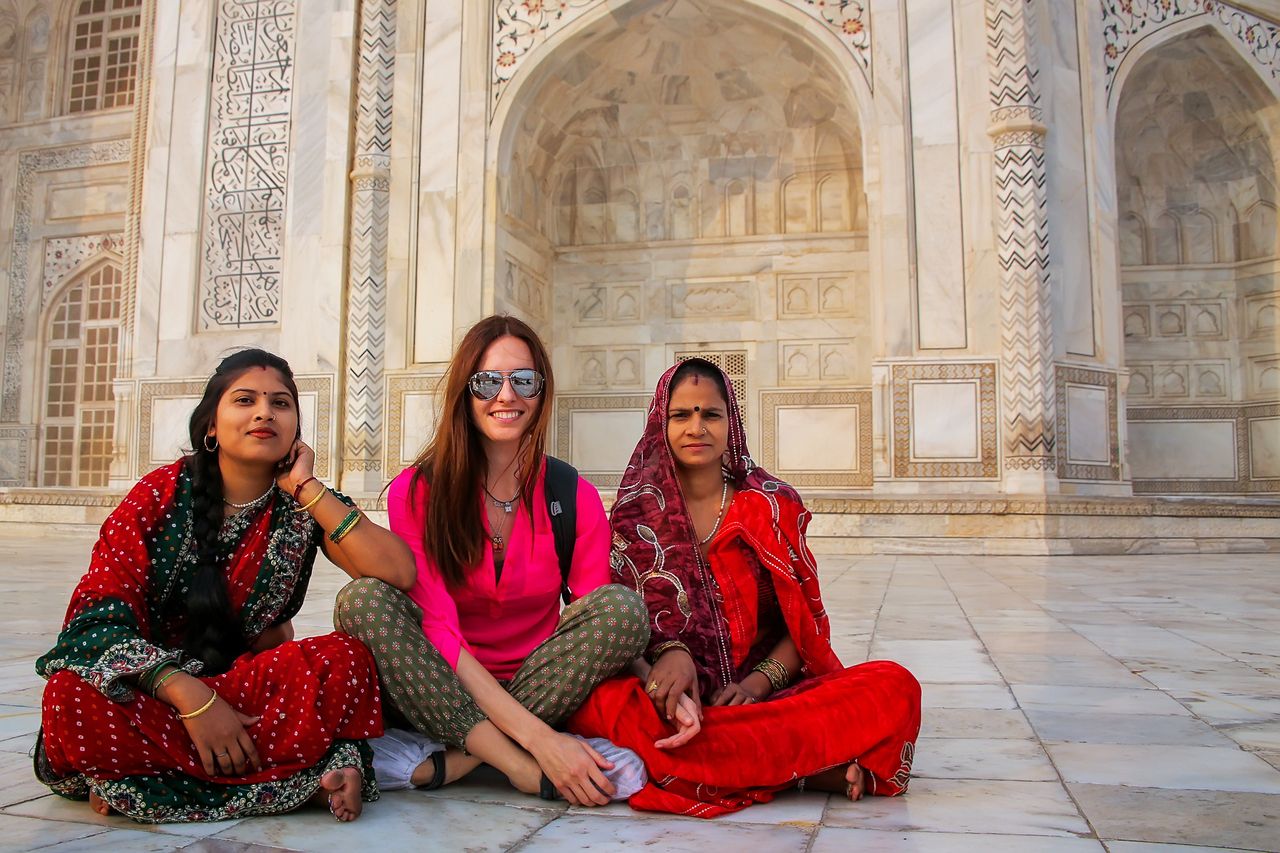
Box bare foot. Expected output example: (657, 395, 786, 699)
(802, 761, 868, 800)
(845, 762, 867, 801)
(314, 767, 363, 822)
(88, 791, 111, 816)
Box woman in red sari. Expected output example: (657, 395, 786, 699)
(568, 358, 921, 817)
(34, 349, 414, 822)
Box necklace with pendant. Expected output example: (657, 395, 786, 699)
(483, 483, 518, 514)
(483, 483, 518, 549)
(223, 483, 274, 511)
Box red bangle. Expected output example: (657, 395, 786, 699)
(293, 476, 318, 502)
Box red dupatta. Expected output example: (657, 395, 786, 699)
(609, 359, 840, 698)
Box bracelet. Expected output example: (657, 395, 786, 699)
(328, 508, 362, 543)
(151, 667, 183, 697)
(294, 485, 326, 514)
(292, 476, 318, 502)
(176, 689, 218, 719)
(139, 664, 165, 693)
(752, 657, 791, 692)
(649, 640, 691, 662)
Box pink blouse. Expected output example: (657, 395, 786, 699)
(386, 462, 611, 679)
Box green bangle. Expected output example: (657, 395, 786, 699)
(328, 508, 361, 543)
(152, 667, 183, 697)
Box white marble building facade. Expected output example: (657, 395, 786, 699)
(2, 0, 1279, 526)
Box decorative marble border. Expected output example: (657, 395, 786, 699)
(0, 425, 34, 487)
(137, 374, 332, 479)
(800, 493, 1280, 517)
(891, 362, 999, 479)
(384, 373, 444, 475)
(758, 389, 873, 488)
(343, 0, 397, 478)
(3, 139, 132, 423)
(490, 0, 872, 115)
(1056, 366, 1121, 481)
(1103, 0, 1280, 98)
(1128, 402, 1280, 493)
(553, 393, 650, 487)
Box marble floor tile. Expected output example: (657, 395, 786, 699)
(1220, 721, 1280, 751)
(0, 706, 39, 742)
(1010, 684, 1191, 716)
(1045, 743, 1280, 793)
(0, 813, 103, 853)
(989, 654, 1146, 688)
(1, 795, 243, 840)
(209, 793, 556, 852)
(868, 640, 1003, 684)
(0, 730, 37, 755)
(0, 751, 48, 808)
(1021, 709, 1234, 747)
(919, 683, 1018, 710)
(28, 827, 204, 852)
(823, 779, 1090, 837)
(912, 737, 1058, 782)
(1066, 783, 1280, 851)
(1169, 690, 1280, 725)
(809, 827, 1105, 852)
(920, 708, 1036, 739)
(518, 814, 813, 852)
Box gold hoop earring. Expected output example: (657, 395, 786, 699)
(203, 434, 218, 452)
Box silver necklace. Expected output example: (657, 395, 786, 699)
(697, 478, 730, 545)
(483, 483, 519, 514)
(223, 484, 275, 510)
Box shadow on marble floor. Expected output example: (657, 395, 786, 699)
(0, 526, 1277, 852)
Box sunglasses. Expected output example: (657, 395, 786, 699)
(468, 368, 545, 401)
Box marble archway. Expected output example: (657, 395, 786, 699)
(1114, 26, 1280, 495)
(490, 0, 873, 488)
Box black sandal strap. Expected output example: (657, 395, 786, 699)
(420, 749, 447, 791)
(538, 773, 560, 800)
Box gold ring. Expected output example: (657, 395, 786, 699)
(647, 681, 659, 693)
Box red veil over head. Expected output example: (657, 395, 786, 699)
(608, 358, 839, 695)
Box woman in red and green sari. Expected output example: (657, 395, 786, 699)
(569, 358, 922, 817)
(34, 349, 415, 823)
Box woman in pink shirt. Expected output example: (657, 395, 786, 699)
(334, 315, 651, 805)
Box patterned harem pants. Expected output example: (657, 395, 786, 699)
(333, 579, 649, 748)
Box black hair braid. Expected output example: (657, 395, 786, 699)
(182, 450, 245, 675)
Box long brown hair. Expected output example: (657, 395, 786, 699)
(411, 315, 555, 587)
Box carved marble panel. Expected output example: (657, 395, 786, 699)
(891, 363, 999, 479)
(1249, 415, 1280, 479)
(777, 273, 857, 319)
(1055, 367, 1121, 481)
(759, 389, 872, 488)
(570, 346, 643, 390)
(1153, 303, 1187, 338)
(1248, 355, 1280, 399)
(554, 394, 651, 487)
(668, 278, 755, 321)
(0, 425, 34, 486)
(501, 255, 549, 321)
(1245, 291, 1280, 339)
(198, 0, 297, 330)
(571, 281, 644, 326)
(1125, 404, 1280, 493)
(1123, 305, 1150, 340)
(385, 374, 444, 474)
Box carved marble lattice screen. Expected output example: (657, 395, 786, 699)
(65, 0, 143, 114)
(198, 0, 296, 330)
(41, 263, 121, 487)
(674, 349, 749, 419)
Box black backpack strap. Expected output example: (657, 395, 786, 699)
(543, 455, 579, 604)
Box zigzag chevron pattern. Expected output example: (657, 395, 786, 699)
(344, 0, 396, 475)
(985, 0, 1056, 470)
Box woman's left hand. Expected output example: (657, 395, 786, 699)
(710, 680, 765, 707)
(654, 692, 702, 748)
(275, 439, 316, 495)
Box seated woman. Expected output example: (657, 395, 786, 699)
(35, 349, 416, 823)
(334, 315, 650, 805)
(568, 358, 922, 817)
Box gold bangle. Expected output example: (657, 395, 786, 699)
(650, 640, 691, 662)
(177, 689, 218, 719)
(294, 484, 326, 514)
(752, 657, 790, 692)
